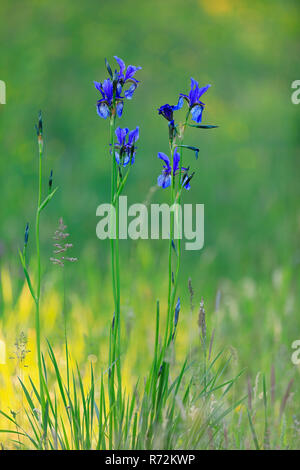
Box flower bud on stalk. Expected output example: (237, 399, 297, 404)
(49, 170, 53, 192)
(24, 222, 29, 247)
(168, 120, 177, 144)
(172, 297, 181, 340)
(35, 110, 43, 153)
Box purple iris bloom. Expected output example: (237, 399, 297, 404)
(158, 96, 183, 122)
(114, 126, 139, 166)
(94, 56, 141, 118)
(180, 78, 211, 123)
(157, 148, 190, 190)
(114, 56, 142, 100)
(94, 78, 124, 119)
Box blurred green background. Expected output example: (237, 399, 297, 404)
(0, 0, 299, 380)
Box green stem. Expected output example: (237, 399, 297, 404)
(108, 109, 123, 445)
(35, 147, 45, 427)
(164, 143, 176, 349)
(108, 114, 117, 447)
(109, 117, 118, 319)
(165, 114, 190, 347)
(115, 194, 122, 396)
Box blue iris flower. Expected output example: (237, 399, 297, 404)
(114, 56, 142, 99)
(94, 56, 141, 119)
(157, 148, 191, 190)
(94, 78, 124, 119)
(180, 78, 211, 123)
(114, 126, 139, 166)
(158, 96, 183, 122)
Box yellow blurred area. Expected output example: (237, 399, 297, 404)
(1, 267, 13, 305)
(199, 0, 233, 15)
(0, 265, 187, 443)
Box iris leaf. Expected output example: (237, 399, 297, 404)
(188, 124, 218, 129)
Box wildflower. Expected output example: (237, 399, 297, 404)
(50, 217, 78, 267)
(94, 56, 141, 119)
(114, 126, 139, 166)
(114, 56, 142, 99)
(158, 96, 183, 122)
(94, 78, 124, 119)
(157, 148, 191, 189)
(180, 78, 211, 123)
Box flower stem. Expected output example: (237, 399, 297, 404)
(165, 114, 190, 347)
(108, 110, 122, 445)
(35, 146, 45, 425)
(164, 143, 176, 349)
(109, 116, 118, 319)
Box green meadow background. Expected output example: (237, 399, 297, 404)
(0, 0, 299, 443)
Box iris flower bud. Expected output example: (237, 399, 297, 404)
(174, 297, 180, 328)
(24, 222, 29, 246)
(49, 169, 53, 192)
(105, 58, 113, 79)
(35, 111, 44, 153)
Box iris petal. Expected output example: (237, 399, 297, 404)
(173, 149, 180, 174)
(102, 78, 113, 102)
(115, 127, 128, 145)
(128, 126, 139, 145)
(125, 65, 142, 82)
(158, 174, 171, 189)
(157, 174, 165, 187)
(162, 175, 171, 188)
(158, 152, 170, 168)
(114, 56, 125, 75)
(115, 151, 120, 165)
(158, 104, 173, 121)
(191, 105, 203, 123)
(173, 96, 184, 111)
(124, 83, 137, 99)
(97, 102, 110, 119)
(94, 81, 105, 98)
(123, 154, 130, 166)
(198, 84, 211, 97)
(116, 101, 124, 117)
